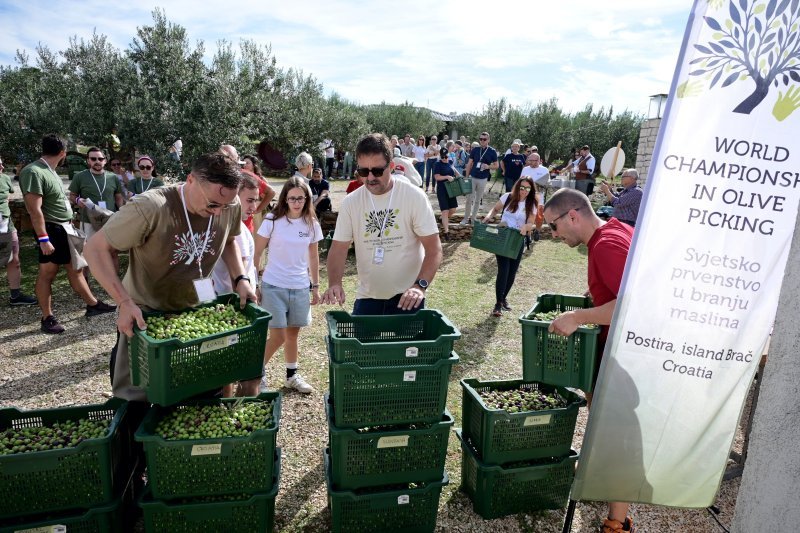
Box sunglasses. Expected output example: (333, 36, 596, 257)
(519, 186, 532, 191)
(548, 206, 583, 231)
(139, 165, 152, 170)
(287, 196, 306, 203)
(479, 138, 489, 141)
(356, 165, 389, 177)
(88, 156, 105, 162)
(110, 162, 121, 166)
(197, 182, 236, 210)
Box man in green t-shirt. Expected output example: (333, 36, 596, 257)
(68, 147, 124, 240)
(0, 156, 37, 306)
(20, 134, 116, 334)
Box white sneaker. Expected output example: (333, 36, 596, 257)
(285, 374, 314, 394)
(259, 374, 269, 394)
(459, 218, 470, 226)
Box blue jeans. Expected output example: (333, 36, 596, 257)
(425, 159, 436, 189)
(353, 294, 426, 315)
(414, 161, 425, 184)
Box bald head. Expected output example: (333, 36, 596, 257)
(220, 144, 240, 164)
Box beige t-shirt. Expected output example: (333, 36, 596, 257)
(102, 185, 241, 311)
(333, 178, 438, 300)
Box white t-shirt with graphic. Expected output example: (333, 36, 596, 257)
(258, 214, 323, 289)
(212, 221, 256, 294)
(333, 178, 439, 300)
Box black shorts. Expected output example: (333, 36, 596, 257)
(38, 221, 72, 265)
(436, 182, 458, 211)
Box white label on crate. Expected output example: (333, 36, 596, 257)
(16, 527, 66, 533)
(377, 435, 410, 449)
(524, 414, 552, 426)
(486, 226, 499, 234)
(403, 371, 417, 382)
(199, 333, 239, 354)
(397, 495, 410, 505)
(191, 443, 222, 456)
(405, 347, 419, 358)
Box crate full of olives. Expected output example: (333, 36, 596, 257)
(0, 398, 128, 519)
(130, 293, 271, 406)
(135, 393, 281, 500)
(519, 293, 600, 392)
(460, 378, 584, 465)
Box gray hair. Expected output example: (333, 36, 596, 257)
(622, 168, 639, 180)
(295, 151, 313, 169)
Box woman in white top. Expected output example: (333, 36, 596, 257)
(253, 176, 322, 393)
(412, 136, 427, 182)
(482, 176, 537, 317)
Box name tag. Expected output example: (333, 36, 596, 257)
(193, 278, 216, 303)
(372, 246, 385, 265)
(98, 201, 108, 210)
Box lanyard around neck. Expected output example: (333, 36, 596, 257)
(180, 184, 214, 277)
(140, 177, 154, 193)
(367, 183, 396, 245)
(90, 172, 107, 197)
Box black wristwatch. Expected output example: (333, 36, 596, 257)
(415, 279, 429, 290)
(234, 275, 251, 287)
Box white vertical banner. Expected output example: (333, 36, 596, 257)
(573, 0, 800, 507)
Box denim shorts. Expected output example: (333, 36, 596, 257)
(260, 283, 312, 328)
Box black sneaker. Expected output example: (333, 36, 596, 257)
(86, 300, 117, 317)
(10, 293, 37, 306)
(41, 315, 65, 334)
(533, 229, 541, 242)
(501, 300, 512, 311)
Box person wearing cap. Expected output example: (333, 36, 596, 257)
(501, 139, 527, 192)
(433, 147, 458, 241)
(599, 169, 643, 227)
(461, 132, 499, 225)
(129, 156, 164, 198)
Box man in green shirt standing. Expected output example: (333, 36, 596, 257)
(20, 134, 115, 334)
(68, 146, 124, 240)
(0, 155, 37, 306)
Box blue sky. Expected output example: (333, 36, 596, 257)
(0, 1, 693, 117)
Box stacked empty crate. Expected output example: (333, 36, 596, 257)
(324, 310, 460, 533)
(0, 399, 137, 532)
(457, 293, 597, 519)
(126, 293, 282, 532)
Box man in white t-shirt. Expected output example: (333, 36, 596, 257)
(212, 173, 260, 295)
(520, 153, 550, 242)
(322, 133, 442, 315)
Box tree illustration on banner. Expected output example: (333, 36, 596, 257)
(685, 0, 800, 119)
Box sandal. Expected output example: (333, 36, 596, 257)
(601, 517, 636, 533)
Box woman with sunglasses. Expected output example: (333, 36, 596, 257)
(412, 136, 427, 182)
(129, 155, 163, 198)
(482, 177, 537, 317)
(252, 176, 322, 394)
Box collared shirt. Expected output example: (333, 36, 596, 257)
(610, 185, 643, 223)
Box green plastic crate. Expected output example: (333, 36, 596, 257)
(324, 448, 447, 533)
(469, 221, 524, 259)
(519, 294, 600, 392)
(325, 394, 452, 490)
(134, 393, 280, 500)
(329, 353, 459, 428)
(457, 429, 577, 520)
(140, 450, 280, 533)
(460, 378, 585, 465)
(444, 177, 472, 198)
(325, 309, 460, 366)
(0, 399, 128, 520)
(129, 293, 271, 405)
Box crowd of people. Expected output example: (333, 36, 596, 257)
(0, 130, 648, 532)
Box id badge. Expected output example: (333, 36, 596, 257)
(98, 201, 108, 210)
(193, 278, 216, 302)
(372, 246, 385, 265)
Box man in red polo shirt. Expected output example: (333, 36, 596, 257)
(543, 187, 636, 533)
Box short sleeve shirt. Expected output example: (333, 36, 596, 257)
(0, 173, 13, 219)
(499, 193, 529, 230)
(258, 214, 323, 289)
(19, 160, 73, 223)
(101, 185, 242, 311)
(469, 146, 499, 179)
(333, 178, 438, 300)
(433, 160, 455, 181)
(130, 177, 165, 195)
(502, 153, 527, 182)
(69, 170, 122, 222)
(308, 179, 330, 201)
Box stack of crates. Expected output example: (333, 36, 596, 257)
(0, 399, 136, 531)
(135, 393, 282, 532)
(323, 309, 460, 533)
(456, 293, 597, 519)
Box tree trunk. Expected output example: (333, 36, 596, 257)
(733, 78, 772, 114)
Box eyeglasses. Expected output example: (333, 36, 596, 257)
(548, 206, 583, 232)
(287, 196, 306, 203)
(197, 182, 237, 210)
(139, 165, 152, 170)
(88, 156, 105, 162)
(356, 165, 389, 177)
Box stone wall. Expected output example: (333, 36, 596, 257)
(635, 117, 662, 186)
